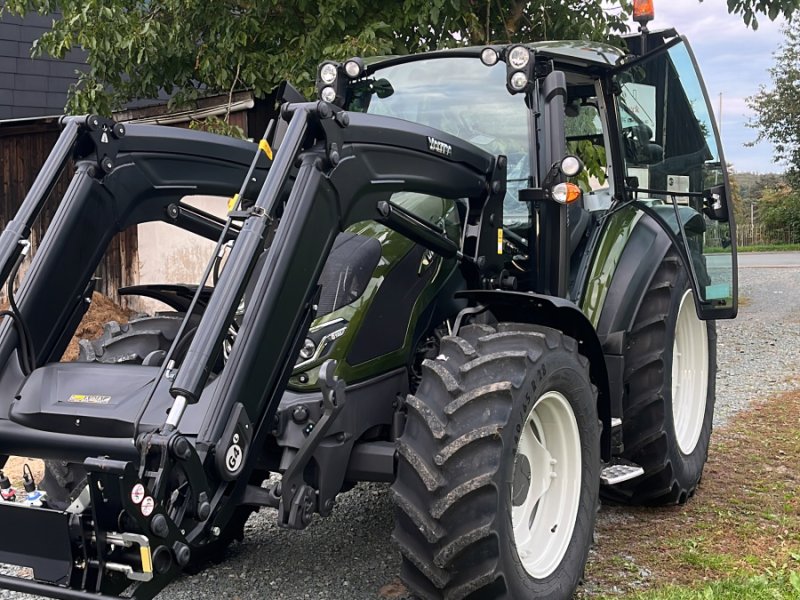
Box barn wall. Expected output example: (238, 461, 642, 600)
(0, 120, 138, 305)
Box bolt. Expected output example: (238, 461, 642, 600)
(232, 432, 240, 444)
(150, 514, 169, 538)
(298, 373, 309, 384)
(172, 436, 192, 460)
(292, 406, 309, 424)
(211, 526, 221, 538)
(172, 542, 191, 567)
(550, 458, 557, 466)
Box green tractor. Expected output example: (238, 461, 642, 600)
(0, 9, 734, 600)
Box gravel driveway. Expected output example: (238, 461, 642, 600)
(3, 258, 799, 600)
(161, 259, 800, 600)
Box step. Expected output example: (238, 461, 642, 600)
(600, 460, 645, 486)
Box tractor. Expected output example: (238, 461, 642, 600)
(0, 4, 735, 599)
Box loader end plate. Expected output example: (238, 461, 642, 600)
(0, 502, 72, 584)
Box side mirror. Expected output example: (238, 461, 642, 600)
(703, 184, 728, 221)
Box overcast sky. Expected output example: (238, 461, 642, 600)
(624, 0, 786, 173)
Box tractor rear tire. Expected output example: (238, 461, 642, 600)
(392, 322, 599, 600)
(605, 247, 716, 505)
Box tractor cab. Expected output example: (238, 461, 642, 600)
(316, 26, 737, 320)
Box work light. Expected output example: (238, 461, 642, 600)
(480, 47, 499, 66)
(319, 63, 338, 85)
(320, 86, 337, 103)
(508, 46, 530, 69)
(344, 58, 364, 79)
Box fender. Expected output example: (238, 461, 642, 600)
(590, 203, 704, 341)
(455, 289, 612, 460)
(580, 203, 699, 430)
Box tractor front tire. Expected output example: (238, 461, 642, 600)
(606, 247, 716, 505)
(392, 323, 599, 600)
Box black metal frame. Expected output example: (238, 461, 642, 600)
(0, 102, 504, 599)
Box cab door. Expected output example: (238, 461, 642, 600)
(614, 34, 737, 319)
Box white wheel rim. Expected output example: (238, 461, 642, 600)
(511, 390, 581, 579)
(671, 288, 709, 455)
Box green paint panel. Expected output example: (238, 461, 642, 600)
(580, 205, 641, 326)
(288, 193, 459, 390)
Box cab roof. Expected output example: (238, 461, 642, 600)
(363, 40, 628, 75)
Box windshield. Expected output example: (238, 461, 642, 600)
(348, 57, 531, 227)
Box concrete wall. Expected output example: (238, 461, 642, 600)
(133, 195, 229, 313)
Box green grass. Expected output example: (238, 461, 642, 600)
(608, 571, 800, 599)
(706, 243, 800, 253)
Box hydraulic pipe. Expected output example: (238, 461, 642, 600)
(169, 106, 311, 405)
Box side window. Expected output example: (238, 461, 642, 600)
(616, 40, 737, 319)
(565, 97, 613, 211)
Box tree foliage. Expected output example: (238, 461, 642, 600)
(2, 0, 634, 115)
(711, 0, 800, 29)
(756, 184, 800, 236)
(4, 0, 797, 116)
(747, 22, 800, 183)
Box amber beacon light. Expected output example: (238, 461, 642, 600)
(633, 0, 655, 25)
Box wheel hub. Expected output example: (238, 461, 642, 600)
(511, 390, 581, 579)
(511, 454, 531, 507)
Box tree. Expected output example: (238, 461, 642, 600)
(747, 22, 800, 184)
(710, 0, 800, 29)
(755, 184, 800, 241)
(2, 1, 633, 116)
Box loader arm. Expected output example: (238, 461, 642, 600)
(0, 103, 504, 599)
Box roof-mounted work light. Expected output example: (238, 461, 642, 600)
(316, 60, 348, 107)
(503, 45, 535, 95)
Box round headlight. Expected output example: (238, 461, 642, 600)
(320, 63, 338, 85)
(344, 59, 362, 78)
(510, 71, 529, 91)
(508, 46, 530, 69)
(560, 155, 584, 178)
(299, 338, 316, 361)
(320, 86, 337, 103)
(480, 47, 499, 66)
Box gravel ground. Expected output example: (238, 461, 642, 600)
(2, 261, 799, 600)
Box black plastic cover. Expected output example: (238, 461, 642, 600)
(317, 232, 381, 316)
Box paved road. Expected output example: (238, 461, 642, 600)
(738, 251, 800, 268)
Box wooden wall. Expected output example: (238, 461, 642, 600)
(0, 119, 138, 305)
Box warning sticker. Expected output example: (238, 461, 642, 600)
(141, 496, 155, 517)
(131, 483, 145, 505)
(66, 394, 111, 405)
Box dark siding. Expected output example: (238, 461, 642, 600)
(0, 121, 137, 305)
(0, 13, 87, 120)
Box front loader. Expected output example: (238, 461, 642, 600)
(0, 9, 736, 600)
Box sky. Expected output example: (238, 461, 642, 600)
(627, 0, 787, 174)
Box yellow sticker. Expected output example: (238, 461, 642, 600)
(227, 193, 239, 212)
(67, 394, 110, 404)
(497, 228, 504, 254)
(258, 139, 273, 160)
(140, 546, 153, 574)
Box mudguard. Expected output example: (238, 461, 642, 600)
(455, 289, 612, 460)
